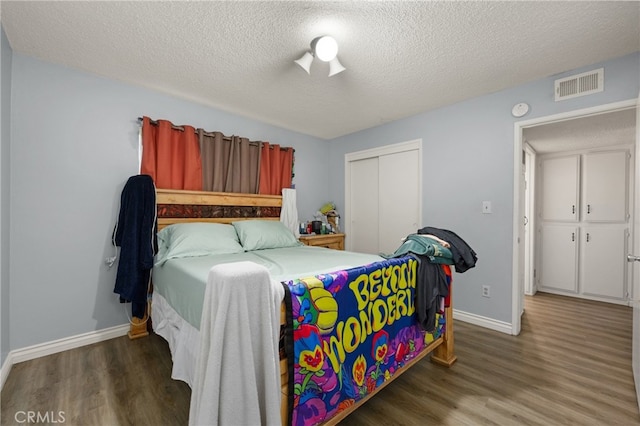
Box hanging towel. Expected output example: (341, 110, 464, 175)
(189, 261, 284, 426)
(281, 188, 300, 238)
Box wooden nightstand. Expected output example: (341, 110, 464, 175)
(299, 233, 345, 250)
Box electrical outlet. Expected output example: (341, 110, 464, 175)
(482, 285, 490, 298)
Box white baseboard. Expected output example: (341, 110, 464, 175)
(0, 324, 129, 391)
(11, 324, 130, 364)
(453, 309, 513, 335)
(1, 351, 13, 391)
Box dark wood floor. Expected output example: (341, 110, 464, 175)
(2, 293, 638, 425)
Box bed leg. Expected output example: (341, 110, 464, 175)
(431, 304, 457, 367)
(128, 316, 149, 340)
(280, 357, 289, 426)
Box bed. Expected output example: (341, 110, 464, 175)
(150, 188, 457, 426)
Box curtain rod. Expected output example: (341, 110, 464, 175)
(138, 116, 189, 133)
(137, 117, 291, 150)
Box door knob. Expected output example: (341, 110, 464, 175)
(627, 254, 640, 262)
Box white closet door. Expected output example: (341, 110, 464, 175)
(346, 140, 422, 255)
(583, 150, 628, 222)
(541, 155, 579, 222)
(349, 157, 379, 254)
(540, 224, 578, 292)
(581, 226, 627, 299)
(378, 150, 420, 255)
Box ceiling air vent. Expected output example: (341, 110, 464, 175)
(554, 68, 604, 101)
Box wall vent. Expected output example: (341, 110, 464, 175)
(554, 68, 604, 101)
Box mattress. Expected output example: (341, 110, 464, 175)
(152, 245, 383, 330)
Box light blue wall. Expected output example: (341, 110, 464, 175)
(1, 27, 12, 366)
(328, 52, 640, 324)
(9, 54, 329, 350)
(6, 46, 639, 351)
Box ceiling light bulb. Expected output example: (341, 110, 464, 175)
(314, 36, 338, 62)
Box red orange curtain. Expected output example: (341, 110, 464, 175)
(259, 143, 294, 195)
(140, 116, 202, 190)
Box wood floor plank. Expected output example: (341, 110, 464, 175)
(1, 292, 638, 425)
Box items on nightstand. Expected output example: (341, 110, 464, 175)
(299, 219, 334, 235)
(327, 212, 339, 232)
(319, 202, 341, 233)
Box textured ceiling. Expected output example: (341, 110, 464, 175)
(524, 108, 637, 154)
(1, 1, 639, 139)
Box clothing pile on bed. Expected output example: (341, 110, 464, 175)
(384, 226, 477, 331)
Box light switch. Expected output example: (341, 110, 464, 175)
(482, 201, 492, 214)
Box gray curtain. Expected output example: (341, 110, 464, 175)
(198, 130, 262, 193)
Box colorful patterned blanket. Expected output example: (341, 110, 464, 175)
(282, 256, 448, 426)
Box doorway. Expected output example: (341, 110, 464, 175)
(512, 99, 638, 335)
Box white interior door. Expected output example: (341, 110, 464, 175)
(524, 145, 536, 295)
(349, 157, 379, 254)
(518, 149, 526, 316)
(632, 94, 640, 410)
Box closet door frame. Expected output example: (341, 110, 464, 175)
(344, 139, 423, 252)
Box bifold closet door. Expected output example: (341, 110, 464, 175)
(378, 150, 419, 255)
(349, 157, 379, 254)
(348, 144, 421, 255)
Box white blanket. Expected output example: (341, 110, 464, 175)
(189, 261, 285, 426)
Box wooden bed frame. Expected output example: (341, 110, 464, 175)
(147, 188, 457, 425)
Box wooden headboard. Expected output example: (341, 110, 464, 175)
(156, 189, 283, 229)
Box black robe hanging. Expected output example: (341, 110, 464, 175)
(113, 175, 156, 318)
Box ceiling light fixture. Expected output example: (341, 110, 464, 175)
(295, 35, 346, 77)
